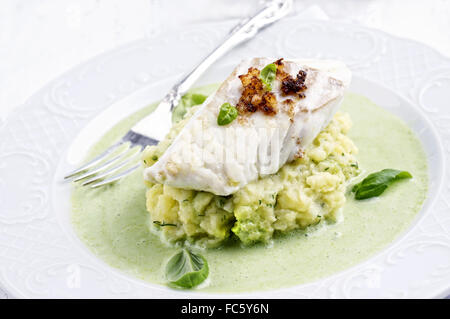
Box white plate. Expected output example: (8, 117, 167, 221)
(1, 18, 449, 298)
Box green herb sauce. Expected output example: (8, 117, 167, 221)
(71, 88, 428, 293)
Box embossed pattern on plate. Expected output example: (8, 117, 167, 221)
(0, 18, 449, 298)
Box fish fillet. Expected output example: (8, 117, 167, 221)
(144, 58, 351, 195)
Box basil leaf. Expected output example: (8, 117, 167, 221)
(165, 248, 209, 289)
(172, 93, 208, 123)
(260, 63, 278, 91)
(217, 103, 238, 126)
(352, 169, 412, 200)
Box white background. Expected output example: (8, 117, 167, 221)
(1, 0, 450, 121)
(0, 0, 449, 299)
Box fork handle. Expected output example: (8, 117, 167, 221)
(162, 0, 292, 108)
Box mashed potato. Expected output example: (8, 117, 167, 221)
(142, 106, 359, 247)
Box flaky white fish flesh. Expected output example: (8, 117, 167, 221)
(144, 58, 351, 195)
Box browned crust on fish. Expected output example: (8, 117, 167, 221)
(237, 67, 278, 116)
(275, 58, 308, 98)
(235, 58, 310, 118)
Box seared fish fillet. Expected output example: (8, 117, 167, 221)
(144, 58, 351, 195)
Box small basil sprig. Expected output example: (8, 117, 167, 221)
(165, 248, 209, 289)
(172, 93, 208, 123)
(217, 103, 238, 126)
(352, 169, 412, 200)
(260, 63, 278, 91)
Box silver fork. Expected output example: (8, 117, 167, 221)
(64, 0, 292, 187)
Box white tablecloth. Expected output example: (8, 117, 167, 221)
(1, 0, 449, 299)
